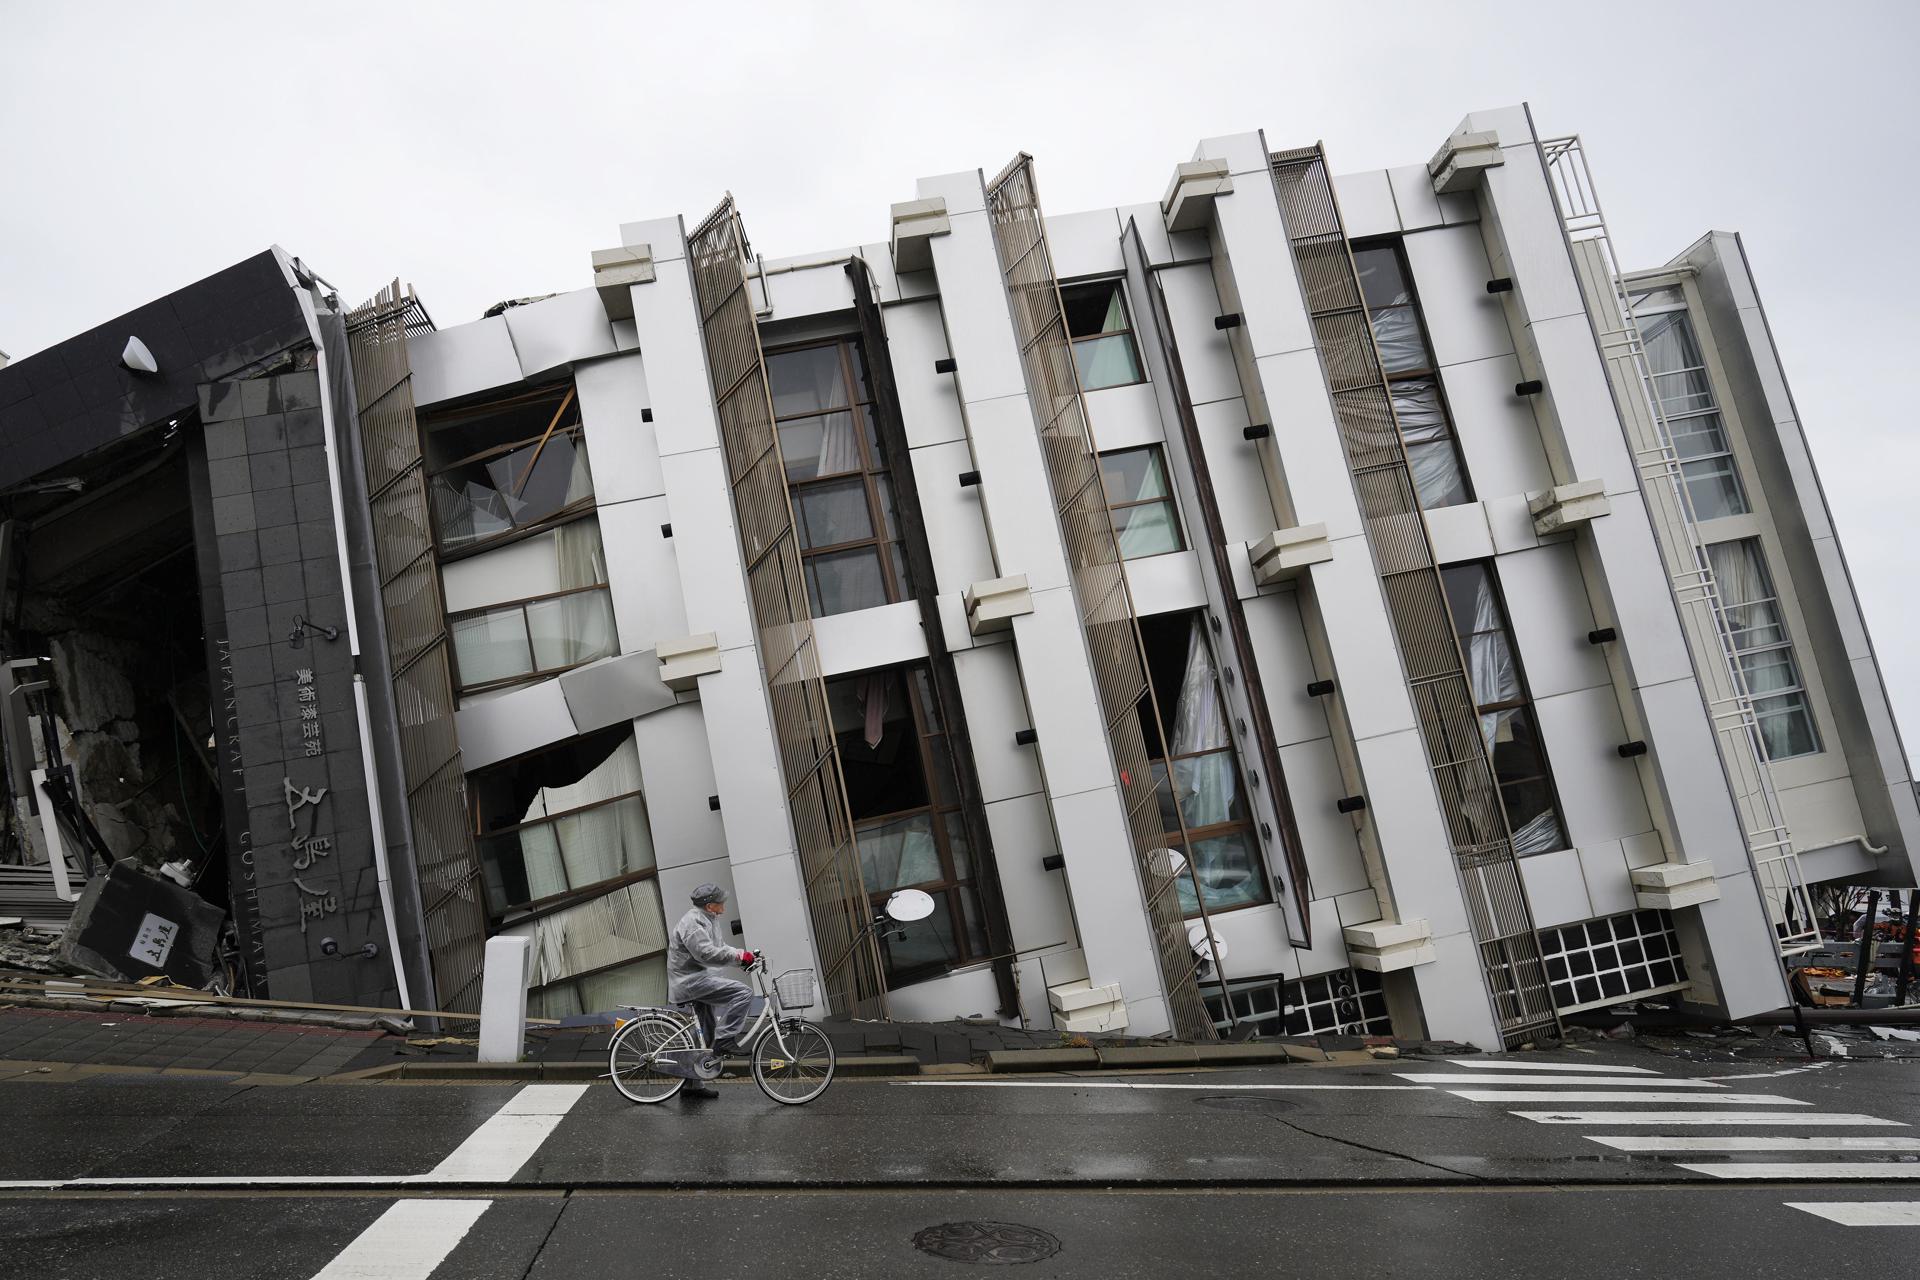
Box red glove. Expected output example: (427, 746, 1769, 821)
(739, 950, 757, 967)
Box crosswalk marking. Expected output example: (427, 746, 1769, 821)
(1445, 1059, 1657, 1074)
(1452, 1090, 1806, 1106)
(1787, 1202, 1920, 1226)
(310, 1200, 491, 1280)
(1591, 1136, 1920, 1153)
(1514, 1111, 1906, 1126)
(1681, 1163, 1920, 1181)
(1397, 1074, 1720, 1088)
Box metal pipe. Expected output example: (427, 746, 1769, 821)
(1851, 889, 1880, 1007)
(286, 264, 412, 1012)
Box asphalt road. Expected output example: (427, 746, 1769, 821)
(4, 1047, 1919, 1277)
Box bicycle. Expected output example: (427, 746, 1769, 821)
(606, 955, 837, 1106)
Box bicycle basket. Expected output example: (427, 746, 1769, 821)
(773, 968, 817, 1010)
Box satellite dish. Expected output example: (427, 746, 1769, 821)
(1153, 847, 1187, 879)
(885, 889, 936, 923)
(1186, 921, 1230, 964)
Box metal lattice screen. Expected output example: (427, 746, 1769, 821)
(345, 282, 489, 1014)
(1267, 146, 1559, 1046)
(985, 155, 1216, 1041)
(684, 198, 886, 1020)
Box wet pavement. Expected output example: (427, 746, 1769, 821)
(4, 1045, 1920, 1276)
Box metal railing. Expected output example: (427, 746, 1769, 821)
(1540, 136, 1819, 956)
(346, 282, 491, 1012)
(685, 198, 886, 1020)
(985, 153, 1218, 1041)
(1269, 145, 1560, 1046)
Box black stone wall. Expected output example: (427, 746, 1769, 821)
(194, 367, 396, 1008)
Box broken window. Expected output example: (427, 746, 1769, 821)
(1135, 613, 1269, 916)
(1440, 562, 1569, 855)
(1061, 280, 1144, 390)
(421, 383, 594, 553)
(829, 666, 985, 983)
(447, 519, 615, 694)
(1098, 445, 1185, 559)
(765, 338, 910, 619)
(1351, 241, 1473, 510)
(471, 725, 656, 916)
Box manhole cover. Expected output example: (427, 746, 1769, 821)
(912, 1221, 1062, 1265)
(1193, 1094, 1299, 1114)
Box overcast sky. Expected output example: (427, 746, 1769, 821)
(3, 1, 1916, 770)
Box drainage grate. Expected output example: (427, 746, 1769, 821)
(911, 1222, 1062, 1265)
(1193, 1094, 1300, 1114)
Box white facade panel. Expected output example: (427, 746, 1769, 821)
(1403, 226, 1513, 369)
(1519, 847, 1593, 928)
(500, 288, 617, 378)
(888, 300, 968, 450)
(634, 703, 727, 871)
(1495, 543, 1610, 699)
(574, 352, 662, 504)
(1123, 550, 1206, 618)
(1532, 683, 1653, 848)
(598, 496, 686, 655)
(1333, 169, 1399, 240)
(408, 315, 522, 409)
(814, 600, 928, 677)
(910, 438, 995, 595)
(951, 644, 1043, 804)
(1043, 207, 1124, 281)
(1277, 737, 1370, 899)
(983, 791, 1072, 954)
(1441, 353, 1554, 501)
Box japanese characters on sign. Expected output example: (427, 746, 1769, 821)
(296, 666, 323, 757)
(283, 775, 338, 934)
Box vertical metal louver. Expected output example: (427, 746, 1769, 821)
(345, 282, 489, 1014)
(984, 155, 1216, 1041)
(684, 198, 886, 1020)
(1267, 146, 1559, 1046)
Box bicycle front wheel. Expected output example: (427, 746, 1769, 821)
(751, 1021, 836, 1105)
(609, 1013, 694, 1104)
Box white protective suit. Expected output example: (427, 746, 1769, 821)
(666, 906, 752, 1045)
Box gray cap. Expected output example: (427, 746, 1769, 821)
(690, 883, 728, 907)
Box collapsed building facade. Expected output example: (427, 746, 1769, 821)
(3, 104, 1915, 1048)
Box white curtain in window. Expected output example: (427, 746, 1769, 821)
(1510, 808, 1564, 857)
(527, 880, 669, 992)
(1463, 570, 1519, 709)
(554, 518, 607, 592)
(1169, 618, 1236, 828)
(521, 737, 653, 893)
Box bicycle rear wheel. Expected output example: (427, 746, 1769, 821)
(609, 1013, 695, 1104)
(751, 1021, 836, 1105)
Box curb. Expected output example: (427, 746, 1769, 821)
(330, 1053, 928, 1083)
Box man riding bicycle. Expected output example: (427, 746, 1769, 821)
(666, 883, 755, 1101)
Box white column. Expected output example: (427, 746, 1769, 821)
(918, 168, 1171, 1036)
(621, 215, 823, 985)
(1195, 131, 1502, 1048)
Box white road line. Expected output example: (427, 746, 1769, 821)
(416, 1083, 590, 1183)
(1679, 1163, 1920, 1181)
(1787, 1201, 1920, 1226)
(1397, 1074, 1721, 1088)
(1445, 1060, 1657, 1074)
(310, 1198, 491, 1280)
(1591, 1136, 1920, 1153)
(1451, 1091, 1807, 1105)
(1703, 1063, 1838, 1082)
(893, 1080, 1431, 1091)
(1515, 1112, 1907, 1126)
(0, 1082, 594, 1192)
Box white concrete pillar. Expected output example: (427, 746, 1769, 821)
(477, 934, 532, 1063)
(917, 167, 1172, 1037)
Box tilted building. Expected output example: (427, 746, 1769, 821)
(2, 104, 1912, 1048)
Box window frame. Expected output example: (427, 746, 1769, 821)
(1137, 613, 1272, 918)
(1059, 277, 1148, 391)
(469, 729, 656, 920)
(419, 383, 597, 562)
(446, 581, 618, 696)
(766, 335, 910, 618)
(1349, 238, 1475, 511)
(1707, 536, 1822, 761)
(1440, 560, 1572, 857)
(1628, 291, 1751, 522)
(1097, 443, 1186, 559)
(832, 667, 990, 983)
